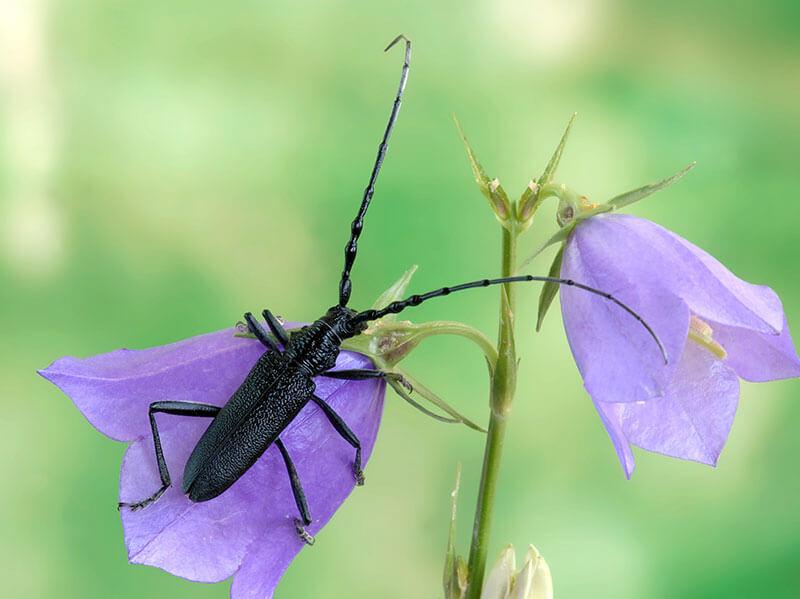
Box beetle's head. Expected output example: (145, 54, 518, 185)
(324, 305, 368, 340)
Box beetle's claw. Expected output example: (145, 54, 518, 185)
(397, 375, 413, 393)
(294, 519, 316, 546)
(354, 465, 365, 486)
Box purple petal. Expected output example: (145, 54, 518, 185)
(120, 349, 383, 591)
(593, 400, 636, 478)
(571, 214, 781, 334)
(561, 230, 690, 403)
(667, 228, 784, 333)
(711, 315, 800, 382)
(40, 326, 385, 596)
(595, 342, 740, 477)
(38, 327, 268, 441)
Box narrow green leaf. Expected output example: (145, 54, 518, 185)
(518, 114, 577, 221)
(536, 245, 565, 331)
(453, 114, 511, 221)
(395, 368, 487, 433)
(387, 378, 461, 425)
(454, 114, 489, 192)
(499, 284, 516, 361)
(519, 201, 614, 269)
(538, 113, 577, 186)
(607, 162, 696, 209)
(443, 464, 464, 599)
(519, 221, 575, 269)
(370, 265, 418, 318)
(456, 556, 469, 598)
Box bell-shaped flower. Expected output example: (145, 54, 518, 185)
(38, 325, 385, 598)
(558, 213, 800, 476)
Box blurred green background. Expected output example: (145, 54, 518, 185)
(2, 0, 799, 597)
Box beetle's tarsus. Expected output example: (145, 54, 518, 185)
(391, 372, 413, 393)
(119, 485, 168, 511)
(294, 519, 316, 546)
(354, 464, 365, 486)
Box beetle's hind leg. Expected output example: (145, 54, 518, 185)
(118, 401, 220, 511)
(275, 438, 315, 546)
(311, 395, 366, 486)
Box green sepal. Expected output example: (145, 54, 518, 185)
(491, 285, 517, 417)
(443, 464, 467, 599)
(520, 221, 573, 269)
(370, 264, 418, 321)
(386, 377, 462, 425)
(536, 244, 565, 331)
(539, 112, 577, 187)
(394, 368, 487, 433)
(519, 203, 612, 269)
(606, 162, 696, 210)
(455, 557, 469, 598)
(518, 113, 577, 222)
(454, 115, 512, 224)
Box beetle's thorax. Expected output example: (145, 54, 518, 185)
(283, 306, 366, 375)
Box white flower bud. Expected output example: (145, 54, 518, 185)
(512, 546, 553, 599)
(481, 544, 516, 599)
(482, 544, 553, 599)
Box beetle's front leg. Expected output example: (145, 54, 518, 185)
(118, 401, 220, 511)
(310, 394, 366, 486)
(243, 312, 281, 353)
(262, 309, 290, 346)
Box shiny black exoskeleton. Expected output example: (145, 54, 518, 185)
(183, 306, 368, 503)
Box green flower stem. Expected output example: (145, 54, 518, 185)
(466, 224, 519, 597)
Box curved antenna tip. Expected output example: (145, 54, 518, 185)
(385, 34, 410, 52)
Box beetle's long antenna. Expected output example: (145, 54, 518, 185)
(354, 275, 669, 363)
(338, 35, 412, 307)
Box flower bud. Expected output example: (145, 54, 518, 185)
(512, 546, 553, 599)
(481, 545, 516, 599)
(482, 544, 553, 599)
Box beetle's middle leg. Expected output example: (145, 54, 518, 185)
(275, 438, 315, 546)
(118, 401, 220, 512)
(310, 394, 366, 486)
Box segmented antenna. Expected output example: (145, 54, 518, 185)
(354, 275, 669, 363)
(338, 35, 412, 307)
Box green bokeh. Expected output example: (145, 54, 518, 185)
(2, 1, 799, 597)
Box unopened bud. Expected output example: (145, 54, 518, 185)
(512, 546, 553, 599)
(481, 545, 516, 599)
(482, 544, 553, 599)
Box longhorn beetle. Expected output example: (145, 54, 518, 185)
(118, 35, 667, 545)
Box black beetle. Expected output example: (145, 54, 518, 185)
(119, 35, 666, 545)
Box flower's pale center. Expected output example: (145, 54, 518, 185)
(688, 315, 727, 359)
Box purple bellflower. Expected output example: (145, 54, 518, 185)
(558, 212, 800, 477)
(39, 325, 385, 598)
